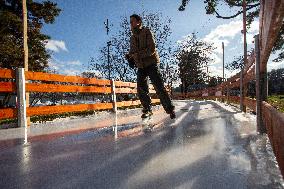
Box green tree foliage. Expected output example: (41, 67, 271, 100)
(178, 0, 284, 63)
(175, 33, 215, 92)
(0, 0, 61, 71)
(208, 76, 223, 87)
(268, 68, 284, 95)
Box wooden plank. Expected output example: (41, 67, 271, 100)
(27, 103, 113, 116)
(228, 96, 240, 103)
(114, 81, 136, 88)
(0, 82, 16, 92)
(25, 71, 111, 86)
(115, 87, 156, 94)
(244, 98, 256, 112)
(0, 69, 15, 79)
(114, 81, 154, 90)
(116, 87, 137, 94)
(0, 108, 17, 120)
(27, 99, 160, 117)
(151, 99, 160, 103)
(26, 83, 112, 93)
(116, 99, 160, 107)
(117, 100, 141, 107)
(262, 101, 284, 177)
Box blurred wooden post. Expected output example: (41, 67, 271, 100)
(16, 68, 27, 128)
(16, 68, 28, 143)
(111, 79, 117, 112)
(255, 34, 266, 134)
(240, 69, 244, 110)
(226, 79, 229, 104)
(22, 0, 30, 125)
(241, 0, 247, 112)
(222, 42, 225, 103)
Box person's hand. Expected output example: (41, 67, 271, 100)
(125, 53, 136, 69)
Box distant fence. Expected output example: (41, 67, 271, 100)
(0, 68, 160, 122)
(174, 0, 284, 177)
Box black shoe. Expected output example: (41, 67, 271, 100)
(169, 111, 176, 119)
(141, 111, 153, 119)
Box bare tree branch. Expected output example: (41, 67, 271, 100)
(214, 3, 260, 19)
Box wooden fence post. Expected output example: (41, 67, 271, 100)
(240, 68, 244, 111)
(16, 68, 28, 143)
(16, 68, 27, 128)
(255, 34, 266, 134)
(226, 80, 230, 104)
(111, 79, 117, 113)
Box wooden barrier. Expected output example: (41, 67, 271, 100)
(0, 68, 15, 79)
(0, 68, 161, 121)
(26, 71, 111, 86)
(27, 103, 114, 116)
(26, 83, 112, 93)
(0, 82, 16, 93)
(0, 108, 17, 120)
(262, 101, 284, 176)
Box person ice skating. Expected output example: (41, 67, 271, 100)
(125, 14, 176, 119)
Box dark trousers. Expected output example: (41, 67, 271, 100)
(137, 64, 174, 114)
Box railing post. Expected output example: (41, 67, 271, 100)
(16, 68, 27, 128)
(240, 68, 245, 111)
(244, 82, 247, 113)
(111, 79, 117, 113)
(16, 68, 28, 144)
(255, 34, 266, 134)
(226, 80, 230, 104)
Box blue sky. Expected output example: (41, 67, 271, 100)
(40, 0, 283, 78)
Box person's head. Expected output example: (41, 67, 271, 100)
(130, 14, 142, 30)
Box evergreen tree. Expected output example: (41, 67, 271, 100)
(0, 0, 61, 71)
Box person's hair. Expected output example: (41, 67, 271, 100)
(130, 14, 142, 23)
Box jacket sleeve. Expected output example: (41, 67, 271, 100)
(129, 36, 136, 55)
(137, 29, 156, 59)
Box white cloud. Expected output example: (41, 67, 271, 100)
(208, 65, 223, 77)
(68, 60, 82, 66)
(244, 33, 255, 45)
(61, 69, 80, 76)
(45, 39, 68, 53)
(268, 59, 284, 71)
(248, 20, 259, 33)
(176, 19, 260, 79)
(208, 64, 239, 78)
(202, 20, 259, 78)
(229, 46, 238, 51)
(200, 20, 244, 75)
(209, 53, 222, 65)
(205, 20, 242, 39)
(48, 58, 83, 76)
(203, 20, 259, 52)
(241, 20, 259, 45)
(203, 20, 243, 54)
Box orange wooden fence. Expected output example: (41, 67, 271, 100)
(0, 68, 160, 120)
